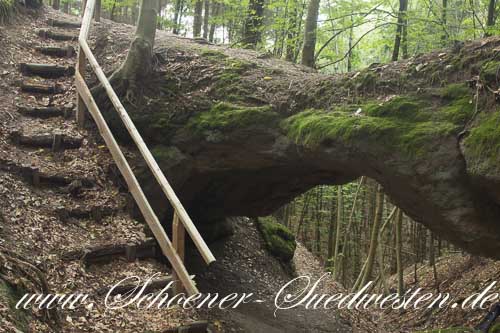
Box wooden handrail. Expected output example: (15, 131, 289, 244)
(78, 40, 215, 265)
(75, 0, 215, 296)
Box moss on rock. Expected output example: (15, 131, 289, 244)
(189, 102, 278, 135)
(282, 85, 473, 157)
(480, 60, 500, 83)
(464, 110, 500, 173)
(256, 217, 296, 262)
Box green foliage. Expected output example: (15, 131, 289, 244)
(464, 110, 500, 170)
(189, 102, 278, 134)
(256, 216, 296, 262)
(480, 61, 500, 83)
(0, 0, 15, 25)
(282, 87, 473, 156)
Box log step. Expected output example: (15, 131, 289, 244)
(47, 18, 81, 29)
(96, 276, 173, 296)
(55, 205, 118, 222)
(20, 81, 62, 94)
(61, 239, 160, 265)
(10, 130, 83, 150)
(19, 164, 94, 188)
(35, 45, 75, 58)
(37, 29, 78, 41)
(17, 105, 73, 119)
(19, 63, 75, 78)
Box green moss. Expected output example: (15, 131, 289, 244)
(464, 111, 500, 167)
(490, 323, 500, 333)
(480, 60, 500, 83)
(440, 83, 472, 100)
(256, 217, 296, 262)
(283, 86, 474, 157)
(189, 102, 278, 134)
(201, 49, 228, 60)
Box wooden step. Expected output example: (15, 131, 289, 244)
(19, 63, 75, 78)
(37, 29, 78, 41)
(55, 204, 118, 222)
(20, 81, 62, 94)
(47, 18, 81, 29)
(96, 276, 173, 296)
(19, 164, 94, 189)
(10, 130, 83, 150)
(61, 239, 160, 265)
(17, 105, 73, 118)
(35, 45, 75, 58)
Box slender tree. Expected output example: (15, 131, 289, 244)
(193, 0, 203, 37)
(395, 208, 404, 296)
(203, 0, 210, 39)
(486, 0, 497, 36)
(301, 0, 320, 67)
(358, 184, 384, 289)
(243, 0, 265, 48)
(392, 0, 408, 61)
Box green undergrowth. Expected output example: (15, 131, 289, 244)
(189, 102, 278, 134)
(256, 217, 296, 262)
(282, 83, 474, 157)
(480, 60, 500, 83)
(464, 110, 500, 171)
(0, 0, 15, 24)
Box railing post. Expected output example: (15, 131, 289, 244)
(76, 48, 86, 128)
(172, 212, 186, 294)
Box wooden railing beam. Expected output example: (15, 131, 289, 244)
(78, 39, 215, 265)
(75, 72, 198, 296)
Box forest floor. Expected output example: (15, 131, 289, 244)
(383, 253, 500, 332)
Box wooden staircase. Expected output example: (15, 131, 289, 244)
(73, 0, 215, 296)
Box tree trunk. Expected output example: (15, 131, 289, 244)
(52, 0, 60, 10)
(333, 186, 343, 279)
(285, 2, 299, 62)
(301, 0, 320, 67)
(203, 0, 210, 39)
(392, 0, 408, 61)
(94, 0, 101, 22)
(193, 0, 203, 38)
(442, 0, 448, 41)
(173, 0, 183, 34)
(327, 191, 336, 260)
(395, 208, 404, 296)
(358, 184, 384, 289)
(486, 0, 496, 36)
(243, 0, 265, 49)
(102, 0, 158, 102)
(208, 2, 220, 42)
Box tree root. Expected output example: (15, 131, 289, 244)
(0, 246, 60, 330)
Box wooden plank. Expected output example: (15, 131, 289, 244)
(74, 72, 199, 296)
(79, 40, 215, 265)
(75, 0, 95, 129)
(172, 212, 186, 294)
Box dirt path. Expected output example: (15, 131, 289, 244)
(193, 218, 378, 332)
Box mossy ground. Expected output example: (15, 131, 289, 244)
(255, 217, 296, 262)
(282, 84, 474, 157)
